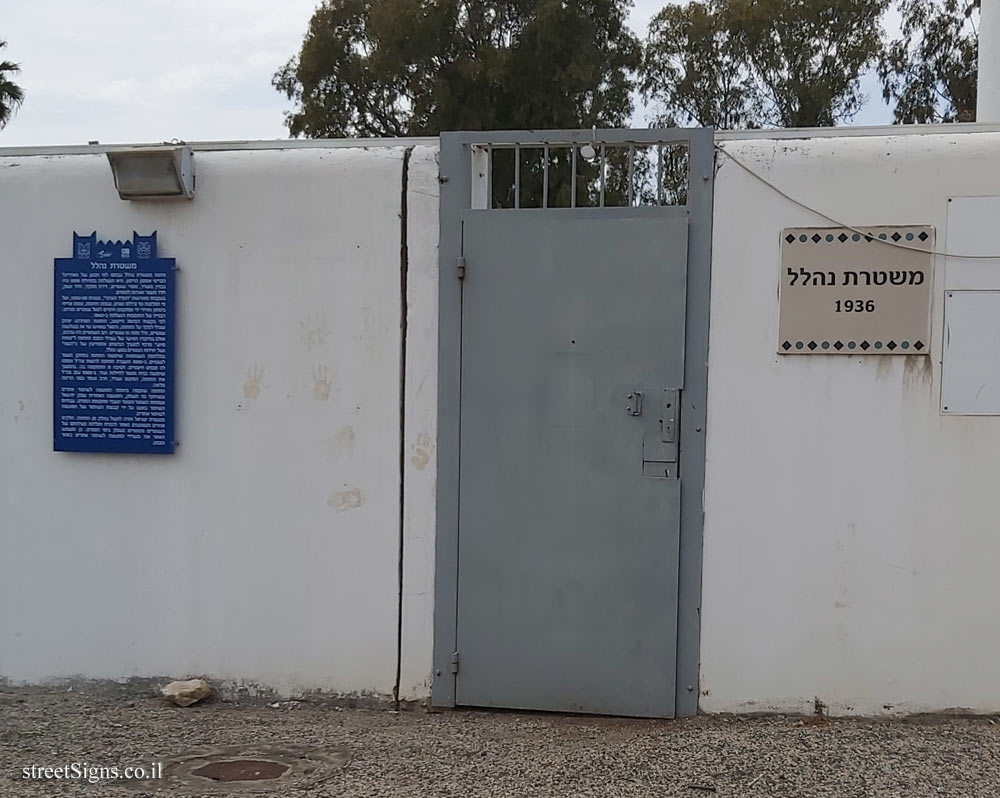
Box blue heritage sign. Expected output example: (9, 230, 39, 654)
(54, 232, 176, 453)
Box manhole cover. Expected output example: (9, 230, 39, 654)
(126, 743, 349, 794)
(191, 759, 290, 782)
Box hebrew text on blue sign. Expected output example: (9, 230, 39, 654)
(54, 232, 176, 453)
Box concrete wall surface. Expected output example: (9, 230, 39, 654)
(8, 126, 1000, 716)
(0, 144, 439, 698)
(702, 130, 1000, 715)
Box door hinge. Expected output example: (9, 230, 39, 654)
(457, 257, 466, 280)
(450, 651, 460, 674)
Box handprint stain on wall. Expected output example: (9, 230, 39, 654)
(328, 485, 364, 511)
(243, 365, 264, 399)
(299, 312, 329, 350)
(313, 366, 332, 401)
(329, 425, 356, 457)
(410, 432, 433, 471)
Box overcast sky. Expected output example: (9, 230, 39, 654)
(0, 0, 892, 148)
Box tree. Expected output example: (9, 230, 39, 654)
(274, 0, 640, 138)
(879, 0, 978, 123)
(642, 0, 888, 129)
(641, 1, 764, 129)
(0, 40, 24, 129)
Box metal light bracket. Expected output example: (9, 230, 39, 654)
(106, 146, 195, 201)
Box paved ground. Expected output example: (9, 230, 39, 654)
(3, 686, 1000, 797)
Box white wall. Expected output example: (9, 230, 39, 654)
(702, 130, 1000, 715)
(400, 146, 440, 698)
(0, 144, 438, 697)
(12, 127, 1000, 716)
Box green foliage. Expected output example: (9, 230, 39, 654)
(642, 0, 888, 129)
(274, 0, 640, 138)
(0, 40, 24, 130)
(641, 1, 763, 129)
(879, 0, 978, 123)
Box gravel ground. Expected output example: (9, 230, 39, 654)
(3, 685, 1000, 797)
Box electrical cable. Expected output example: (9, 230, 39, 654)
(714, 143, 1000, 260)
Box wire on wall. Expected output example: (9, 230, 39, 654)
(714, 144, 1000, 260)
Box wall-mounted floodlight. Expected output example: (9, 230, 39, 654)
(106, 146, 195, 200)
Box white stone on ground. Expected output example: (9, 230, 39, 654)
(160, 678, 211, 707)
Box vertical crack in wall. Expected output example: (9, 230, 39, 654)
(394, 146, 414, 709)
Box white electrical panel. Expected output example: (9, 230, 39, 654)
(941, 290, 1000, 414)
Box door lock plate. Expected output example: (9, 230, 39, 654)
(626, 391, 643, 416)
(642, 388, 681, 479)
(642, 461, 678, 479)
(661, 389, 679, 443)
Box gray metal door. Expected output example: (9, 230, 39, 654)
(434, 129, 713, 719)
(456, 210, 687, 717)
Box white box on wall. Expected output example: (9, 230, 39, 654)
(941, 290, 1000, 414)
(946, 197, 1000, 290)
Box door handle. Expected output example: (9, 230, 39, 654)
(626, 391, 643, 416)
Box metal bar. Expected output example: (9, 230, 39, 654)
(542, 145, 549, 209)
(627, 144, 635, 206)
(657, 144, 664, 206)
(425, 122, 1000, 152)
(571, 147, 578, 208)
(715, 122, 1000, 141)
(430, 131, 470, 710)
(470, 145, 489, 209)
(11, 122, 1000, 159)
(440, 128, 710, 147)
(453, 205, 690, 221)
(0, 137, 442, 157)
(674, 125, 715, 717)
(487, 145, 493, 210)
(599, 144, 606, 208)
(514, 144, 520, 209)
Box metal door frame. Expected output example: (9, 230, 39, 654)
(433, 128, 714, 717)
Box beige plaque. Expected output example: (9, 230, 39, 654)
(778, 226, 934, 354)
